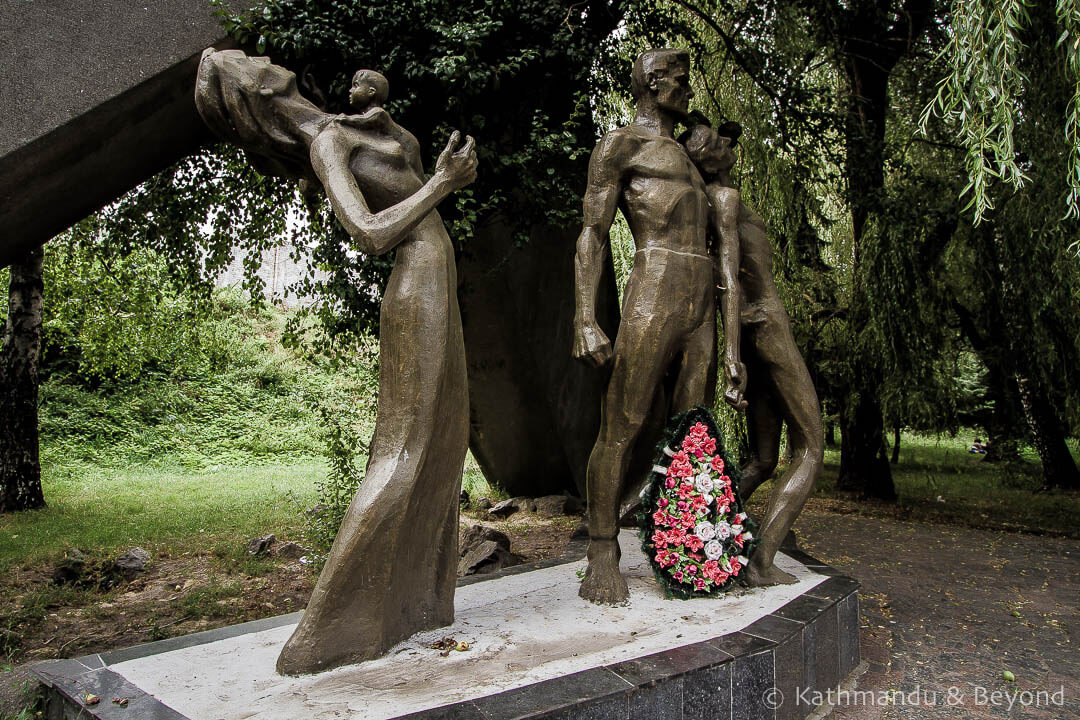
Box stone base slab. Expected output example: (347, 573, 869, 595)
(34, 530, 859, 720)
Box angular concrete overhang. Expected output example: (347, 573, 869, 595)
(0, 0, 254, 268)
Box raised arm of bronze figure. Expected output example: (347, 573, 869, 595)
(310, 129, 477, 256)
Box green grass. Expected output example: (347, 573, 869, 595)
(176, 579, 247, 619)
(0, 301, 373, 571)
(461, 453, 508, 504)
(0, 462, 322, 570)
(811, 431, 1080, 536)
(37, 302, 377, 471)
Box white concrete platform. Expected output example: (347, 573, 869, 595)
(104, 530, 825, 720)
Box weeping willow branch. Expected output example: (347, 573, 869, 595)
(922, 0, 1080, 243)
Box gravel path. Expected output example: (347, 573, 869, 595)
(795, 509, 1080, 719)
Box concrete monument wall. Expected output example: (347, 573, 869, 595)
(0, 0, 254, 267)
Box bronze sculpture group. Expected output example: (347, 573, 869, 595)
(195, 46, 822, 675)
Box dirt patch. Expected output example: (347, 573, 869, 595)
(0, 545, 312, 671)
(460, 510, 583, 564)
(1, 513, 582, 686)
(792, 507, 1080, 719)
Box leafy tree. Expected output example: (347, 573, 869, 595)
(205, 0, 627, 324)
(944, 0, 1080, 488)
(0, 148, 291, 511)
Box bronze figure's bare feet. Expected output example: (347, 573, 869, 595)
(742, 559, 797, 587)
(578, 538, 629, 605)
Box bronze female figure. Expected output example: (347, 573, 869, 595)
(196, 49, 477, 674)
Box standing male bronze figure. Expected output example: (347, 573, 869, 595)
(572, 49, 717, 604)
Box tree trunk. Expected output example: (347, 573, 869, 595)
(835, 35, 897, 501)
(983, 371, 1023, 464)
(890, 425, 900, 464)
(825, 419, 836, 447)
(837, 391, 896, 500)
(1015, 374, 1080, 489)
(0, 245, 45, 512)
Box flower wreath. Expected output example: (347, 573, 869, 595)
(638, 407, 758, 598)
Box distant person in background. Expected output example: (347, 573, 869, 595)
(969, 438, 988, 454)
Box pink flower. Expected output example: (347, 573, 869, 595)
(694, 578, 707, 591)
(652, 531, 668, 548)
(658, 497, 669, 508)
(729, 557, 743, 575)
(665, 478, 677, 489)
(655, 550, 677, 568)
(652, 510, 669, 527)
(669, 451, 694, 477)
(672, 570, 685, 582)
(685, 535, 704, 552)
(711, 456, 725, 473)
(687, 564, 698, 575)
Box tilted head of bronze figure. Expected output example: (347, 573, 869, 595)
(681, 122, 742, 179)
(631, 49, 693, 117)
(350, 69, 389, 111)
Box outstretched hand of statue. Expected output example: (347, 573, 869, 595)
(723, 360, 748, 411)
(434, 131, 478, 192)
(572, 323, 613, 368)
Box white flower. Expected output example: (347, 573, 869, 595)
(703, 493, 714, 506)
(741, 531, 753, 541)
(705, 540, 723, 560)
(731, 524, 743, 534)
(735, 512, 748, 523)
(694, 473, 714, 494)
(736, 555, 749, 566)
(714, 521, 732, 540)
(695, 521, 716, 541)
